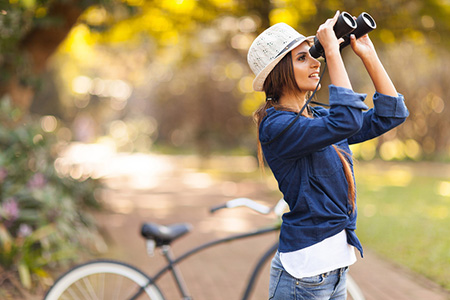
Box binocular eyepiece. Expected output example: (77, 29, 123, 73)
(309, 12, 377, 59)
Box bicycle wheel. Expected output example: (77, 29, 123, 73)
(44, 260, 164, 300)
(347, 274, 365, 300)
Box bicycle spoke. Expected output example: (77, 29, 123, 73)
(74, 279, 92, 300)
(65, 286, 80, 300)
(98, 273, 105, 300)
(61, 292, 75, 300)
(83, 277, 99, 300)
(113, 273, 124, 300)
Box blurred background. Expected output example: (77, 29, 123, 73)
(0, 0, 449, 298)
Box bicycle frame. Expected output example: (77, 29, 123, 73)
(136, 224, 280, 300)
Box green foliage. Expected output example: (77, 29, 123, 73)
(356, 162, 450, 290)
(0, 97, 104, 293)
(0, 0, 124, 87)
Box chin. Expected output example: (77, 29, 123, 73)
(307, 83, 321, 92)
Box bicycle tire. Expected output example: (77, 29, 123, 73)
(347, 274, 365, 300)
(44, 260, 165, 300)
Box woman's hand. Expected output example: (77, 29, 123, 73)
(350, 33, 376, 60)
(316, 11, 352, 90)
(351, 34, 398, 96)
(316, 10, 343, 55)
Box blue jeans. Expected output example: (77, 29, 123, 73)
(269, 252, 348, 300)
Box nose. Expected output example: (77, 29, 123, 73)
(310, 56, 320, 68)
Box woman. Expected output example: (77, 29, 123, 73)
(247, 11, 408, 300)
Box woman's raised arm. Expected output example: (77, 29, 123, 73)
(350, 34, 398, 97)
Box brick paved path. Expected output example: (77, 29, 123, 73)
(90, 155, 449, 300)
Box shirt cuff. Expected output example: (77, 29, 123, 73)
(328, 85, 369, 110)
(373, 92, 409, 118)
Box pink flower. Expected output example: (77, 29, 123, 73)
(1, 198, 19, 227)
(27, 173, 47, 189)
(17, 224, 33, 237)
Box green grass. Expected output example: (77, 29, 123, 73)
(354, 161, 450, 291)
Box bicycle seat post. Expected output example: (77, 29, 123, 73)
(161, 245, 192, 300)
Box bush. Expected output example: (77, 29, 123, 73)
(0, 98, 104, 297)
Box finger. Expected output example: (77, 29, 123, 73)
(338, 37, 345, 45)
(333, 10, 340, 20)
(330, 10, 340, 26)
(349, 34, 357, 47)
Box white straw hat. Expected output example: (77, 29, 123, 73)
(247, 23, 313, 92)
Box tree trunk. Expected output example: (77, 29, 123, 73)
(4, 1, 85, 111)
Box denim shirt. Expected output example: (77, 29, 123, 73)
(259, 85, 409, 257)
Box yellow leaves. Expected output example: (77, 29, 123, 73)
(238, 76, 254, 94)
(35, 6, 46, 18)
(239, 92, 265, 117)
(380, 139, 407, 161)
(350, 139, 377, 160)
(107, 22, 136, 43)
(225, 62, 244, 79)
(141, 8, 173, 32)
(208, 0, 236, 10)
(270, 8, 299, 26)
(405, 28, 426, 45)
(123, 0, 145, 6)
(18, 0, 34, 9)
(351, 138, 424, 161)
(379, 29, 396, 44)
(83, 6, 108, 27)
(59, 24, 94, 55)
(421, 15, 435, 29)
(161, 0, 197, 14)
(404, 139, 422, 160)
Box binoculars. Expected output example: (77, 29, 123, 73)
(309, 12, 377, 59)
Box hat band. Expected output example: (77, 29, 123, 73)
(274, 37, 302, 59)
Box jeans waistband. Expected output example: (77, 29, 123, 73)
(323, 267, 348, 277)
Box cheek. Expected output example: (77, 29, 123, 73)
(294, 70, 308, 88)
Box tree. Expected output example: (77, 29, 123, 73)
(2, 0, 450, 159)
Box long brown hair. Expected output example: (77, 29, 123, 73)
(253, 52, 356, 209)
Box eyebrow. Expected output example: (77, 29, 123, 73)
(295, 51, 308, 57)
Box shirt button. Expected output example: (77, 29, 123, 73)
(348, 210, 352, 215)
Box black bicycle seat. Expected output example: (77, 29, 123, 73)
(141, 223, 192, 246)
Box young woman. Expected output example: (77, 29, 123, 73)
(247, 11, 408, 299)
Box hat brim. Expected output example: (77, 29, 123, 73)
(252, 35, 315, 92)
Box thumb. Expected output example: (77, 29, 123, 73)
(349, 34, 357, 46)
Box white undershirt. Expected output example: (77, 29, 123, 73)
(280, 230, 357, 278)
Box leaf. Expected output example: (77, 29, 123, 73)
(28, 223, 56, 243)
(0, 224, 13, 253)
(18, 261, 32, 289)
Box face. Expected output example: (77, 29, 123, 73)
(290, 42, 321, 93)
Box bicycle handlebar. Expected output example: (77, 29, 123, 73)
(210, 198, 288, 217)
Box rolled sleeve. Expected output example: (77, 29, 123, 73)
(329, 85, 369, 110)
(373, 92, 409, 118)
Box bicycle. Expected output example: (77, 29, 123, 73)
(44, 198, 365, 300)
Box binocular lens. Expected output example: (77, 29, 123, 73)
(361, 13, 376, 29)
(342, 12, 357, 28)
